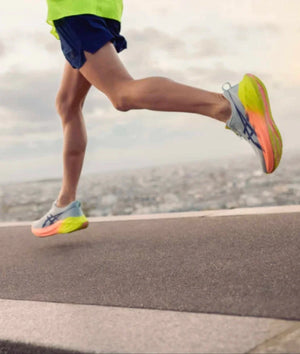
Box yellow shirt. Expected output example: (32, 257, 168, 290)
(47, 0, 124, 39)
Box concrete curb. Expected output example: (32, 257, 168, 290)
(0, 299, 298, 354)
(1, 204, 300, 228)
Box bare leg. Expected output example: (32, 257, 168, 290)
(56, 62, 91, 207)
(80, 43, 231, 122)
(55, 43, 231, 208)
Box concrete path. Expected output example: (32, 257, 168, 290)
(0, 206, 299, 353)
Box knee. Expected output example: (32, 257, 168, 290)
(113, 94, 132, 112)
(56, 92, 83, 121)
(111, 82, 136, 112)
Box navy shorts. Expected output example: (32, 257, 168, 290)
(53, 14, 127, 69)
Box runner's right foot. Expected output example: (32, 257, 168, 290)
(31, 200, 88, 237)
(222, 73, 282, 174)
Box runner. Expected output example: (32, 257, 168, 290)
(31, 0, 283, 237)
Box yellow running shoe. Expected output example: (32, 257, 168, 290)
(222, 73, 282, 174)
(31, 200, 88, 237)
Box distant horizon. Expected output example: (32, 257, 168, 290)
(1, 144, 299, 223)
(1, 148, 299, 186)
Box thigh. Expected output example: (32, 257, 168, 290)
(57, 61, 92, 110)
(79, 42, 133, 100)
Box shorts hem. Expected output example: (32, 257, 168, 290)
(54, 14, 127, 70)
(69, 38, 127, 69)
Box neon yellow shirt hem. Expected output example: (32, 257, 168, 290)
(46, 0, 123, 39)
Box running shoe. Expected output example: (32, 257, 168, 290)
(222, 73, 282, 174)
(31, 200, 88, 237)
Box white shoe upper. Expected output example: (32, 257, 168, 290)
(31, 200, 84, 229)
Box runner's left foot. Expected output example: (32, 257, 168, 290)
(31, 200, 88, 237)
(222, 73, 282, 174)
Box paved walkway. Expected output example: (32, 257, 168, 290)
(0, 206, 299, 353)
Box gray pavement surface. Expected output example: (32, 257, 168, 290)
(0, 210, 299, 353)
(1, 212, 299, 319)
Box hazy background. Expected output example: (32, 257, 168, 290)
(0, 0, 299, 184)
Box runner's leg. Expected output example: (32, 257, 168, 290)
(56, 61, 91, 207)
(79, 42, 231, 122)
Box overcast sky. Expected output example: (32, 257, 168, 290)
(0, 0, 299, 183)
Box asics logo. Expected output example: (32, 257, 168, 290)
(229, 91, 262, 151)
(42, 212, 65, 227)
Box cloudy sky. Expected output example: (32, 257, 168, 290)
(0, 0, 299, 183)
